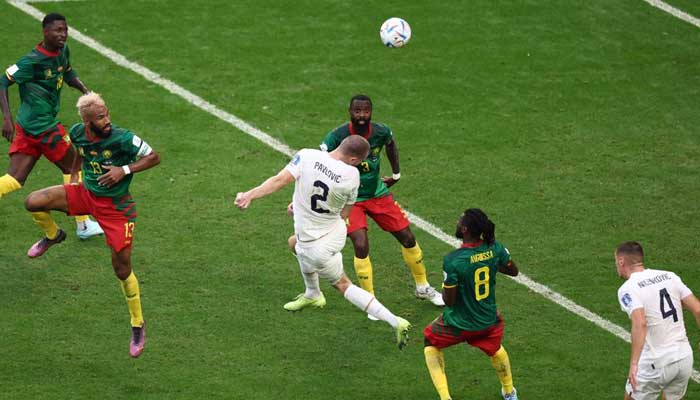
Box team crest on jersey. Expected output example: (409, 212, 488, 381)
(621, 293, 632, 308)
(78, 147, 85, 156)
(102, 150, 112, 159)
(44, 69, 53, 79)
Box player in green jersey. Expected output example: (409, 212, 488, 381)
(0, 13, 102, 239)
(423, 209, 519, 400)
(24, 93, 160, 358)
(320, 95, 444, 315)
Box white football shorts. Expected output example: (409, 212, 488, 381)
(294, 228, 346, 284)
(626, 354, 693, 400)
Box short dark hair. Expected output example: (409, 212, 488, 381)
(458, 208, 496, 245)
(339, 135, 370, 159)
(616, 241, 644, 260)
(349, 94, 372, 108)
(42, 13, 66, 28)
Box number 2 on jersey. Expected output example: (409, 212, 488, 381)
(474, 266, 490, 301)
(659, 288, 678, 322)
(310, 180, 330, 214)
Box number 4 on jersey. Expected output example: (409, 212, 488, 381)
(659, 288, 678, 322)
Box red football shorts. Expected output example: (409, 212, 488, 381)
(423, 315, 504, 356)
(64, 184, 137, 252)
(9, 123, 71, 163)
(346, 193, 410, 234)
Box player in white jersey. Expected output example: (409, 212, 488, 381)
(615, 241, 700, 400)
(235, 135, 412, 349)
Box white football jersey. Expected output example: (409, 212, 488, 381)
(284, 149, 359, 242)
(618, 268, 693, 368)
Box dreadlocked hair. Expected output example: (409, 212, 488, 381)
(461, 208, 496, 245)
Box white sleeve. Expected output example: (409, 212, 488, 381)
(672, 272, 693, 299)
(284, 151, 304, 179)
(132, 135, 153, 157)
(618, 286, 643, 316)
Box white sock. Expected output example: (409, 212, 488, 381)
(301, 271, 322, 299)
(344, 284, 398, 328)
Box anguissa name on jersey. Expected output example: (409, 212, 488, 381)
(314, 161, 342, 183)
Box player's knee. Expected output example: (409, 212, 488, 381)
(24, 192, 44, 212)
(396, 229, 416, 248)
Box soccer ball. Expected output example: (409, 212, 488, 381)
(379, 17, 412, 48)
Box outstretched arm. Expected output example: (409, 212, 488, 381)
(1, 88, 14, 141)
(66, 76, 89, 95)
(235, 169, 295, 210)
(381, 138, 401, 188)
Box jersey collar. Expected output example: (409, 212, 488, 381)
(461, 240, 484, 248)
(348, 122, 372, 139)
(36, 43, 60, 57)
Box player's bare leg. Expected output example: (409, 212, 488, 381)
(391, 227, 444, 306)
(0, 153, 37, 198)
(284, 244, 326, 311)
(333, 274, 411, 349)
(24, 185, 69, 257)
(54, 148, 103, 239)
(112, 246, 145, 358)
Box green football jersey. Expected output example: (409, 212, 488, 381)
(1, 44, 77, 135)
(321, 122, 393, 201)
(442, 240, 511, 331)
(70, 123, 146, 198)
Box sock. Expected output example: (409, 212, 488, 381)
(343, 284, 398, 328)
(301, 271, 321, 299)
(353, 256, 374, 295)
(63, 173, 89, 228)
(119, 271, 144, 327)
(490, 346, 514, 394)
(31, 211, 59, 240)
(424, 346, 451, 400)
(0, 174, 22, 198)
(402, 242, 428, 286)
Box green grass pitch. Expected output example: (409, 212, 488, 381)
(1, 1, 699, 399)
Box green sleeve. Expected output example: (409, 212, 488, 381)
(63, 45, 77, 82)
(321, 130, 341, 152)
(3, 56, 34, 86)
(443, 255, 458, 287)
(496, 242, 511, 266)
(121, 131, 139, 158)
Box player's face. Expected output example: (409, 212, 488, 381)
(87, 105, 112, 138)
(43, 20, 68, 49)
(349, 100, 372, 128)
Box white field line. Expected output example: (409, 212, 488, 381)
(642, 0, 700, 28)
(10, 0, 700, 383)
